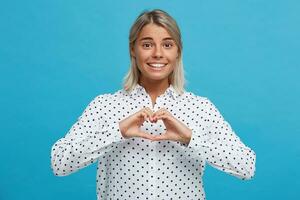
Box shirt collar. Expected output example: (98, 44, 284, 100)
(128, 83, 179, 100)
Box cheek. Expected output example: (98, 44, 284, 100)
(166, 51, 178, 63)
(136, 50, 151, 63)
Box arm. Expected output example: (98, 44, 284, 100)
(50, 95, 125, 176)
(186, 98, 256, 180)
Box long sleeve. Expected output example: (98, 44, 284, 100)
(186, 98, 256, 180)
(51, 95, 125, 176)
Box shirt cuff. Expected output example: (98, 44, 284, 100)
(112, 121, 126, 143)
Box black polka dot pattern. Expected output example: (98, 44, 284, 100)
(51, 84, 256, 200)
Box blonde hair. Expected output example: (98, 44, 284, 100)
(122, 9, 186, 95)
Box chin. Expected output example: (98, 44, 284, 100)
(145, 74, 169, 82)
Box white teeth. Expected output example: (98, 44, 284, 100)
(148, 63, 166, 68)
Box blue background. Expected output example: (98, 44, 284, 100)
(1, 0, 299, 199)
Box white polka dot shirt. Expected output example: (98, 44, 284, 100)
(51, 84, 256, 200)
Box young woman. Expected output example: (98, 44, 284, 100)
(51, 9, 256, 200)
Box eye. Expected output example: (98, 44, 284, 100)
(163, 42, 174, 49)
(142, 42, 153, 49)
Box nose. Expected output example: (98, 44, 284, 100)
(152, 46, 163, 59)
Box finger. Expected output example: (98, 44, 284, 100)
(153, 108, 169, 115)
(138, 109, 151, 121)
(145, 107, 154, 114)
(153, 113, 164, 122)
(152, 108, 164, 117)
(137, 131, 155, 140)
(141, 112, 149, 122)
(154, 108, 170, 116)
(146, 107, 154, 121)
(152, 133, 168, 141)
(144, 110, 155, 122)
(154, 112, 169, 121)
(152, 109, 165, 121)
(145, 107, 155, 121)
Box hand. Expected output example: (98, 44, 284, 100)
(119, 107, 156, 140)
(151, 108, 192, 145)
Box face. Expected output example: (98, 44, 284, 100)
(131, 23, 179, 83)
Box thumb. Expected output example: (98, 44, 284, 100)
(136, 130, 155, 140)
(152, 133, 168, 141)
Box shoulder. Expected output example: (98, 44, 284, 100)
(182, 90, 219, 112)
(182, 90, 211, 105)
(182, 91, 223, 119)
(89, 88, 128, 106)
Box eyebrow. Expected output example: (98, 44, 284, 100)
(139, 37, 174, 41)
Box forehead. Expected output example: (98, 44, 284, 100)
(138, 23, 172, 40)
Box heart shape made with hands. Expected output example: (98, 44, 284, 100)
(140, 107, 192, 144)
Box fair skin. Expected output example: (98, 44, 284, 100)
(131, 23, 178, 107)
(119, 23, 192, 145)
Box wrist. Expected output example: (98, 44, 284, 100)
(181, 129, 192, 145)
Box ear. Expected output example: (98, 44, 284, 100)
(130, 45, 136, 58)
(175, 47, 179, 59)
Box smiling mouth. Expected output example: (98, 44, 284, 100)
(147, 63, 168, 69)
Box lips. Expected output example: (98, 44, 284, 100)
(147, 63, 167, 68)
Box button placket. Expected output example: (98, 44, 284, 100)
(146, 93, 159, 199)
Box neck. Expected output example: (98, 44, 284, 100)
(139, 78, 170, 98)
